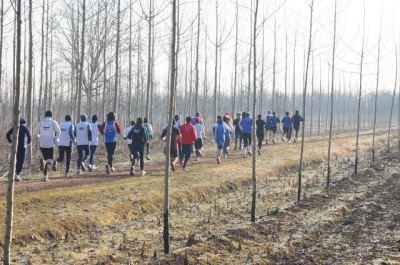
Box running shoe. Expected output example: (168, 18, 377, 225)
(77, 169, 82, 175)
(272, 139, 275, 144)
(140, 171, 146, 176)
(81, 162, 86, 171)
(110, 167, 116, 172)
(281, 136, 285, 142)
(42, 175, 49, 182)
(258, 149, 261, 155)
(217, 157, 221, 164)
(88, 164, 93, 172)
(294, 138, 297, 143)
(105, 165, 110, 175)
(130, 166, 135, 176)
(15, 175, 21, 182)
(129, 154, 134, 161)
(179, 158, 183, 166)
(183, 167, 189, 172)
(288, 141, 291, 143)
(170, 162, 176, 171)
(198, 150, 202, 157)
(146, 155, 150, 160)
(248, 151, 252, 156)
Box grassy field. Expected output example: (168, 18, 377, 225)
(0, 130, 399, 264)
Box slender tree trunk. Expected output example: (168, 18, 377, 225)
(4, 0, 22, 262)
(194, 0, 201, 113)
(145, 0, 153, 119)
(128, 0, 132, 119)
(114, 0, 121, 113)
(284, 33, 288, 114)
(38, 0, 45, 120)
(388, 46, 398, 154)
(318, 57, 322, 135)
(272, 19, 277, 111)
(355, 6, 365, 175)
(251, 0, 259, 223)
(298, 0, 313, 201)
(231, 0, 238, 116)
(213, 0, 219, 120)
(164, 0, 177, 254)
(78, 0, 86, 117)
(327, 0, 337, 187)
(310, 54, 314, 136)
(372, 21, 382, 162)
(27, 0, 33, 164)
(247, 0, 253, 111)
(0, 0, 3, 116)
(292, 34, 297, 113)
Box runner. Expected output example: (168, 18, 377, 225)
(239, 112, 253, 158)
(212, 115, 228, 164)
(232, 112, 242, 150)
(291, 110, 304, 143)
(179, 117, 197, 171)
(88, 115, 100, 171)
(223, 115, 234, 158)
(268, 111, 280, 144)
(143, 118, 153, 160)
(100, 112, 122, 174)
(6, 118, 32, 181)
(264, 110, 272, 144)
(126, 117, 148, 176)
(256, 114, 267, 155)
(33, 110, 61, 182)
(56, 115, 75, 178)
(75, 114, 92, 174)
(281, 111, 293, 143)
(194, 117, 206, 161)
(160, 120, 181, 172)
(191, 112, 204, 126)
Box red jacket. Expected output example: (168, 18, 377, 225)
(180, 122, 197, 145)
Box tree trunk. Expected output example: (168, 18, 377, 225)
(372, 21, 382, 162)
(145, 0, 153, 119)
(388, 46, 397, 154)
(251, 0, 259, 223)
(113, 0, 121, 113)
(78, 0, 86, 116)
(213, 0, 219, 120)
(4, 0, 22, 261)
(27, 0, 33, 164)
(231, 0, 238, 116)
(298, 0, 313, 201)
(38, 0, 45, 120)
(272, 19, 277, 111)
(327, 0, 337, 187)
(128, 0, 132, 119)
(355, 6, 365, 175)
(194, 0, 201, 114)
(164, 0, 177, 254)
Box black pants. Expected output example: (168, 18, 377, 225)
(234, 130, 241, 147)
(129, 143, 145, 171)
(242, 133, 252, 147)
(89, 145, 98, 165)
(57, 146, 72, 173)
(182, 144, 193, 167)
(257, 134, 264, 150)
(40, 147, 54, 175)
(105, 142, 117, 167)
(16, 147, 26, 175)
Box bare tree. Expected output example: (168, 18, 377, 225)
(77, 0, 86, 116)
(327, 0, 337, 187)
(4, 0, 22, 262)
(251, 0, 259, 223)
(113, 0, 121, 114)
(355, 4, 366, 175)
(372, 19, 382, 162)
(388, 46, 397, 154)
(26, 0, 33, 164)
(298, 0, 314, 201)
(164, 0, 177, 254)
(194, 0, 201, 113)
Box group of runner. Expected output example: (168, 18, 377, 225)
(6, 109, 303, 181)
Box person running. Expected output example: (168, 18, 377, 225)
(179, 117, 197, 171)
(223, 115, 234, 158)
(33, 110, 61, 182)
(194, 117, 206, 161)
(143, 118, 153, 160)
(291, 110, 304, 143)
(191, 112, 204, 126)
(232, 112, 242, 150)
(160, 120, 181, 172)
(281, 111, 293, 143)
(268, 111, 280, 144)
(256, 114, 267, 155)
(88, 115, 100, 171)
(127, 118, 148, 176)
(264, 110, 272, 144)
(75, 114, 92, 174)
(6, 118, 32, 181)
(213, 116, 228, 164)
(56, 115, 75, 178)
(239, 112, 253, 158)
(100, 112, 122, 174)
